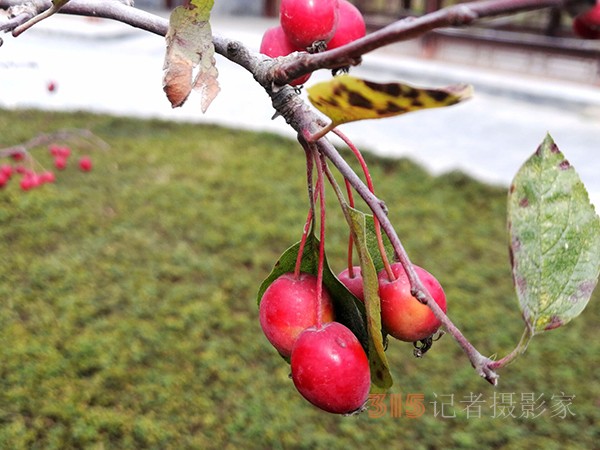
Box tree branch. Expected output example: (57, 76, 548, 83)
(0, 0, 572, 384)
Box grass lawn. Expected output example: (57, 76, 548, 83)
(0, 108, 598, 449)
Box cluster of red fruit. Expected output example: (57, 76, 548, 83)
(259, 262, 446, 415)
(0, 145, 93, 191)
(259, 0, 366, 86)
(50, 145, 93, 172)
(0, 159, 55, 191)
(572, 2, 600, 39)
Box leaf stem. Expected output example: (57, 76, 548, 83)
(489, 327, 533, 370)
(307, 122, 336, 142)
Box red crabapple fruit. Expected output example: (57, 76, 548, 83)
(378, 263, 447, 342)
(291, 321, 371, 414)
(259, 272, 334, 357)
(280, 0, 340, 49)
(337, 266, 365, 302)
(327, 0, 366, 50)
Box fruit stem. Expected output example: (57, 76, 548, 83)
(344, 178, 356, 278)
(294, 207, 314, 279)
(294, 145, 318, 279)
(315, 150, 328, 329)
(333, 128, 395, 281)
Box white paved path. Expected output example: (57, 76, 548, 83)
(1, 14, 599, 208)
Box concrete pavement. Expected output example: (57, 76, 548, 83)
(1, 12, 599, 208)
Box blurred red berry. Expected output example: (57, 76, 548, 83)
(39, 171, 56, 184)
(79, 156, 93, 172)
(49, 145, 71, 158)
(0, 173, 9, 188)
(54, 156, 67, 170)
(573, 4, 600, 39)
(20, 174, 37, 191)
(47, 80, 57, 93)
(10, 152, 25, 161)
(49, 145, 61, 157)
(0, 164, 12, 179)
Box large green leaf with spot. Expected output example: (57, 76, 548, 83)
(508, 134, 600, 334)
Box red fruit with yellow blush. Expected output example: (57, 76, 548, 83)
(378, 263, 447, 342)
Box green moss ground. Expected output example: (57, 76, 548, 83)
(0, 109, 598, 449)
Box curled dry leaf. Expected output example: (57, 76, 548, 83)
(163, 0, 220, 111)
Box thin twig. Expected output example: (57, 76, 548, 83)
(0, 129, 109, 158)
(12, 0, 70, 37)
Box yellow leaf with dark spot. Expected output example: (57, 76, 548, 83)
(307, 74, 473, 126)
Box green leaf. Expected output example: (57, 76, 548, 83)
(307, 74, 473, 127)
(163, 0, 220, 111)
(508, 134, 600, 334)
(362, 214, 395, 274)
(344, 206, 393, 392)
(257, 233, 369, 357)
